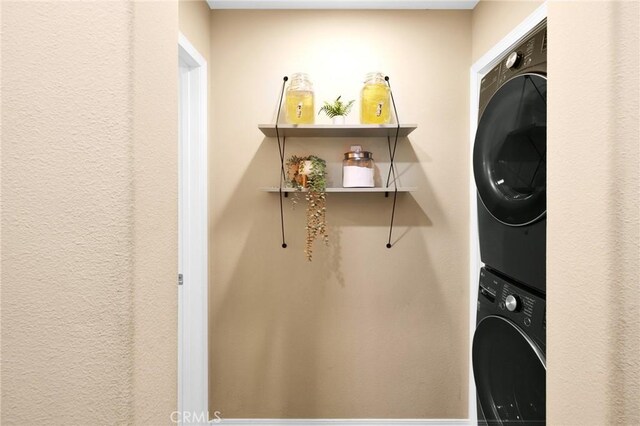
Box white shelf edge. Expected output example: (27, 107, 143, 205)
(258, 123, 417, 138)
(260, 186, 417, 193)
(208, 1, 479, 10)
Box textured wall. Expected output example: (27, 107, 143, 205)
(471, 0, 543, 63)
(209, 10, 471, 419)
(1, 1, 178, 424)
(0, 2, 4, 416)
(131, 2, 179, 424)
(547, 1, 640, 424)
(2, 3, 135, 423)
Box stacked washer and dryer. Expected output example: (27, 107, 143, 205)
(472, 21, 547, 425)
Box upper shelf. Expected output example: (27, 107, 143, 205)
(258, 124, 417, 138)
(261, 186, 417, 193)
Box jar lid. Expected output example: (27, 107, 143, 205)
(345, 151, 373, 160)
(364, 72, 385, 83)
(289, 73, 313, 91)
(290, 72, 311, 81)
(345, 145, 373, 160)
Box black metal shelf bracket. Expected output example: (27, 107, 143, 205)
(385, 75, 401, 249)
(271, 75, 404, 250)
(276, 76, 288, 248)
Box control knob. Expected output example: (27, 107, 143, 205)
(505, 294, 521, 312)
(505, 51, 522, 69)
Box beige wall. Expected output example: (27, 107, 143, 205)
(471, 0, 543, 63)
(179, 0, 211, 63)
(547, 1, 640, 424)
(132, 2, 179, 424)
(3, 1, 637, 424)
(1, 1, 178, 424)
(0, 2, 4, 416)
(209, 10, 471, 419)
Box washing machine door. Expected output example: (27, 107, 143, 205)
(473, 315, 546, 425)
(474, 74, 547, 226)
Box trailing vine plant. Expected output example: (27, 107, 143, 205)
(285, 155, 328, 261)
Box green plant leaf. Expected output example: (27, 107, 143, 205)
(317, 95, 356, 118)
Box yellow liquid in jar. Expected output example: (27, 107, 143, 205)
(360, 83, 390, 124)
(285, 90, 315, 124)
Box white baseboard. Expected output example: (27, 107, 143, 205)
(217, 420, 470, 426)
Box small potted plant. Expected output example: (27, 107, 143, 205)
(286, 155, 328, 261)
(318, 96, 355, 125)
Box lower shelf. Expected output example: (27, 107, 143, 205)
(261, 186, 417, 193)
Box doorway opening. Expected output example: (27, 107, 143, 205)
(468, 3, 547, 422)
(178, 33, 209, 425)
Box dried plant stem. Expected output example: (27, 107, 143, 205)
(286, 154, 328, 261)
(304, 191, 328, 261)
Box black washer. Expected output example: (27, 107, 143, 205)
(473, 267, 546, 426)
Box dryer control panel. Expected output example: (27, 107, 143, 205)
(478, 20, 547, 117)
(477, 267, 546, 351)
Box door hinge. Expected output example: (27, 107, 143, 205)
(178, 273, 184, 286)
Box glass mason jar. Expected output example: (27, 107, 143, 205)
(285, 73, 315, 124)
(343, 145, 375, 188)
(360, 72, 390, 124)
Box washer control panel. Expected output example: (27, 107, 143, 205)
(501, 282, 537, 320)
(477, 267, 546, 349)
(505, 294, 521, 312)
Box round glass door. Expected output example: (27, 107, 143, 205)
(474, 74, 547, 226)
(473, 315, 546, 424)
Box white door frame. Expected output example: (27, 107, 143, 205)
(467, 3, 547, 423)
(178, 33, 209, 425)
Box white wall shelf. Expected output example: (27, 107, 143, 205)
(260, 120, 417, 248)
(261, 186, 417, 193)
(258, 123, 417, 138)
(262, 75, 416, 248)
